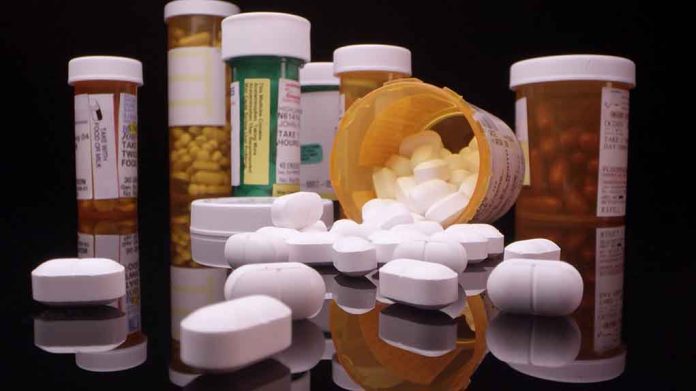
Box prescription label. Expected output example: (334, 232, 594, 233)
(168, 47, 226, 127)
(170, 266, 227, 340)
(276, 78, 301, 189)
(242, 78, 271, 185)
(300, 90, 340, 198)
(515, 97, 531, 186)
(597, 88, 629, 217)
(230, 81, 241, 186)
(74, 93, 137, 200)
(594, 226, 624, 353)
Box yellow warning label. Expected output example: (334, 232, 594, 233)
(243, 79, 270, 185)
(272, 183, 300, 196)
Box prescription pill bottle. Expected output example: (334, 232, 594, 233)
(221, 12, 310, 196)
(333, 44, 411, 113)
(300, 62, 341, 200)
(510, 55, 636, 223)
(330, 78, 525, 225)
(165, 0, 239, 267)
(69, 56, 143, 219)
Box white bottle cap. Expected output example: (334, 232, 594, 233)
(333, 44, 412, 76)
(509, 54, 636, 88)
(221, 12, 311, 62)
(300, 62, 339, 86)
(75, 336, 148, 372)
(68, 56, 143, 86)
(164, 0, 240, 21)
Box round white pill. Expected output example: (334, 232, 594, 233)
(379, 258, 459, 309)
(271, 192, 324, 230)
(458, 174, 478, 198)
(487, 314, 581, 368)
(409, 179, 455, 214)
(394, 176, 417, 207)
(487, 259, 583, 316)
(225, 232, 284, 267)
(385, 155, 413, 177)
(301, 220, 328, 233)
(392, 240, 467, 273)
(332, 236, 377, 276)
(180, 295, 291, 371)
(425, 191, 469, 226)
(447, 224, 505, 255)
(413, 159, 450, 183)
(224, 263, 325, 319)
(379, 304, 457, 357)
(31, 258, 126, 306)
(399, 130, 443, 157)
(330, 219, 367, 238)
(273, 320, 325, 374)
(287, 232, 337, 265)
(430, 231, 488, 262)
(504, 238, 561, 260)
(410, 144, 441, 168)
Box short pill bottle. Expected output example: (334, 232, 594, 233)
(221, 12, 310, 196)
(165, 0, 239, 267)
(68, 56, 143, 219)
(333, 44, 411, 112)
(330, 78, 525, 226)
(510, 55, 636, 223)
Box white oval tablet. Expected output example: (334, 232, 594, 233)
(301, 220, 328, 232)
(332, 236, 377, 276)
(271, 192, 324, 230)
(399, 130, 443, 157)
(385, 154, 413, 177)
(224, 263, 325, 319)
(286, 232, 337, 264)
(390, 221, 443, 236)
(430, 231, 488, 262)
(379, 304, 457, 357)
(392, 240, 467, 273)
(361, 198, 398, 221)
(395, 176, 417, 208)
(32, 258, 126, 305)
(413, 159, 450, 183)
(504, 238, 561, 260)
(273, 320, 325, 374)
(425, 191, 469, 226)
(379, 258, 458, 309)
(329, 219, 368, 238)
(487, 259, 583, 316)
(487, 314, 581, 368)
(368, 230, 403, 264)
(180, 295, 291, 371)
(225, 232, 284, 267)
(446, 223, 505, 255)
(363, 201, 414, 229)
(409, 179, 454, 214)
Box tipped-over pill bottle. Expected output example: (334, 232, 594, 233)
(69, 56, 143, 219)
(330, 78, 525, 226)
(165, 0, 239, 266)
(299, 62, 341, 200)
(222, 12, 310, 196)
(510, 55, 636, 223)
(333, 44, 411, 113)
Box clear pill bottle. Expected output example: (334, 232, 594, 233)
(68, 56, 143, 219)
(330, 78, 525, 226)
(221, 12, 310, 196)
(165, 0, 239, 267)
(300, 62, 341, 201)
(333, 44, 411, 112)
(510, 55, 636, 224)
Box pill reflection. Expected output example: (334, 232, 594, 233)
(34, 306, 127, 354)
(183, 359, 291, 391)
(379, 304, 458, 358)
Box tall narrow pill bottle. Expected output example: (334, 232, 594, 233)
(222, 12, 311, 196)
(165, 0, 239, 266)
(333, 44, 411, 113)
(69, 56, 143, 220)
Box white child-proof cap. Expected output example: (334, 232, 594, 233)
(164, 0, 240, 21)
(509, 54, 636, 88)
(300, 62, 339, 86)
(221, 12, 311, 62)
(68, 56, 143, 86)
(333, 44, 412, 76)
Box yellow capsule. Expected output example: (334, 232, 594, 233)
(218, 157, 230, 167)
(205, 185, 229, 195)
(196, 150, 211, 162)
(179, 133, 192, 145)
(172, 127, 184, 139)
(192, 171, 226, 186)
(172, 171, 190, 182)
(202, 127, 216, 138)
(207, 139, 219, 149)
(193, 160, 220, 171)
(178, 32, 211, 47)
(189, 126, 202, 136)
(188, 184, 200, 196)
(194, 135, 206, 146)
(211, 150, 223, 162)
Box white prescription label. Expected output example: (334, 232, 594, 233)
(300, 89, 341, 198)
(276, 78, 301, 185)
(230, 81, 241, 187)
(168, 47, 226, 127)
(597, 88, 629, 217)
(594, 226, 624, 353)
(170, 266, 227, 340)
(515, 97, 531, 186)
(74, 93, 138, 200)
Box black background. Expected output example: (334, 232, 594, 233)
(0, 0, 690, 388)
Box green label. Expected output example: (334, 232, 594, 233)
(301, 144, 323, 164)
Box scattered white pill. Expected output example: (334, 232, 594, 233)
(224, 263, 325, 319)
(443, 153, 466, 171)
(391, 221, 443, 236)
(361, 198, 399, 221)
(287, 232, 337, 265)
(385, 155, 413, 177)
(301, 220, 328, 233)
(504, 238, 561, 260)
(369, 230, 404, 264)
(225, 232, 284, 267)
(392, 240, 467, 273)
(409, 179, 454, 214)
(410, 144, 441, 168)
(256, 226, 300, 241)
(180, 295, 291, 371)
(447, 224, 505, 255)
(372, 167, 397, 199)
(271, 192, 324, 230)
(329, 219, 367, 238)
(379, 304, 457, 357)
(439, 148, 452, 158)
(430, 231, 488, 263)
(487, 259, 583, 316)
(273, 320, 325, 374)
(394, 176, 417, 207)
(425, 191, 470, 226)
(33, 306, 127, 353)
(333, 275, 377, 314)
(461, 149, 480, 172)
(379, 259, 458, 309)
(411, 213, 425, 222)
(399, 130, 443, 157)
(487, 313, 581, 368)
(458, 174, 478, 198)
(363, 201, 414, 230)
(31, 258, 125, 306)
(332, 236, 378, 276)
(413, 159, 450, 183)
